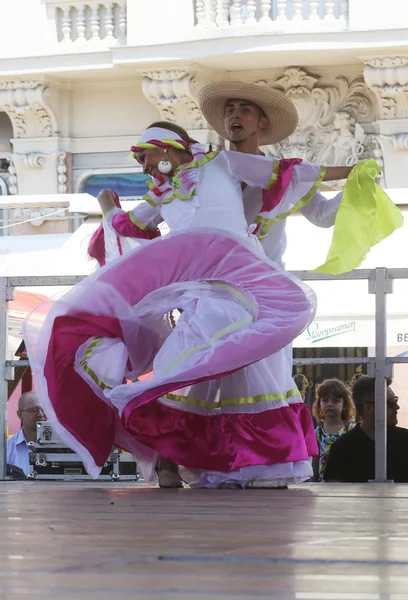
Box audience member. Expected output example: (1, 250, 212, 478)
(324, 376, 408, 482)
(7, 391, 46, 476)
(312, 378, 355, 481)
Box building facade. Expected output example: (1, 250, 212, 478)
(0, 0, 407, 235)
(1, 0, 408, 424)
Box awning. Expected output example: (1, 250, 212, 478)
(9, 290, 48, 314)
(0, 193, 95, 210)
(68, 196, 142, 215)
(7, 290, 48, 359)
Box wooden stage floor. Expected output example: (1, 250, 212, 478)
(1, 482, 408, 599)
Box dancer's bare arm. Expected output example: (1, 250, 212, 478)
(323, 166, 354, 181)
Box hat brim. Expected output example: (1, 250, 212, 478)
(198, 82, 298, 146)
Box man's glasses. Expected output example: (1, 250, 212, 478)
(20, 407, 45, 415)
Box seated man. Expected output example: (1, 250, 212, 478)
(7, 391, 46, 476)
(324, 376, 408, 482)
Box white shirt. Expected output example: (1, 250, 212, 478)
(7, 429, 29, 476)
(108, 151, 335, 263)
(243, 186, 343, 266)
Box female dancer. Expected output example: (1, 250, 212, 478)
(24, 122, 396, 489)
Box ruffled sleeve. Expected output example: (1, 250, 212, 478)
(89, 201, 162, 267)
(106, 201, 162, 239)
(215, 151, 327, 240)
(215, 150, 280, 190)
(253, 159, 327, 241)
(300, 190, 343, 228)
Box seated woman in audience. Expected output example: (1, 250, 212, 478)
(312, 379, 356, 481)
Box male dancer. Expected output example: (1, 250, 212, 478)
(198, 81, 343, 267)
(159, 83, 345, 488)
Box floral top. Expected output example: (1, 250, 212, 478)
(315, 422, 355, 481)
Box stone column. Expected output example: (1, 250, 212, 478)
(141, 67, 218, 146)
(0, 79, 71, 196)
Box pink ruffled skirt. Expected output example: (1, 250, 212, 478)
(24, 228, 318, 486)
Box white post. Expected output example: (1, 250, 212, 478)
(89, 2, 101, 39)
(293, 0, 304, 20)
(341, 0, 349, 25)
(259, 0, 272, 22)
(245, 0, 257, 24)
(309, 0, 320, 20)
(195, 0, 206, 27)
(324, 0, 336, 20)
(216, 0, 230, 27)
(117, 1, 127, 44)
(230, 0, 243, 26)
(0, 278, 9, 480)
(61, 5, 72, 41)
(205, 0, 218, 28)
(276, 0, 287, 21)
(76, 3, 86, 40)
(104, 1, 115, 44)
(369, 267, 392, 483)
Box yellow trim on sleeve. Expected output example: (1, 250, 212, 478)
(128, 210, 147, 230)
(265, 160, 280, 191)
(255, 165, 327, 240)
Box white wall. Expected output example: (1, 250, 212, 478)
(0, 0, 50, 58)
(70, 78, 159, 138)
(127, 0, 195, 46)
(349, 0, 408, 30)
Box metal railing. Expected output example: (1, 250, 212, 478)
(1, 267, 407, 482)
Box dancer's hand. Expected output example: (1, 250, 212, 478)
(98, 189, 117, 215)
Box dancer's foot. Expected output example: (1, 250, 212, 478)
(217, 482, 243, 489)
(245, 480, 288, 489)
(157, 457, 183, 488)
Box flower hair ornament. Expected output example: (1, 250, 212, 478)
(131, 126, 207, 174)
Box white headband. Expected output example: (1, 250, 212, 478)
(138, 127, 184, 144)
(136, 126, 207, 161)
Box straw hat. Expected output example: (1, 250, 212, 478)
(199, 81, 298, 146)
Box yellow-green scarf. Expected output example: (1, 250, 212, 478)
(312, 159, 403, 274)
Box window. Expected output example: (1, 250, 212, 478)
(81, 173, 150, 199)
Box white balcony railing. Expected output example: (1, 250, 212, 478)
(194, 0, 349, 32)
(44, 0, 127, 47)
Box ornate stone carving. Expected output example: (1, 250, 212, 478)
(392, 133, 408, 150)
(364, 57, 408, 70)
(364, 57, 408, 120)
(0, 80, 57, 138)
(0, 80, 40, 90)
(7, 157, 18, 195)
(57, 152, 68, 193)
(262, 67, 380, 166)
(141, 70, 209, 130)
(22, 153, 47, 169)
